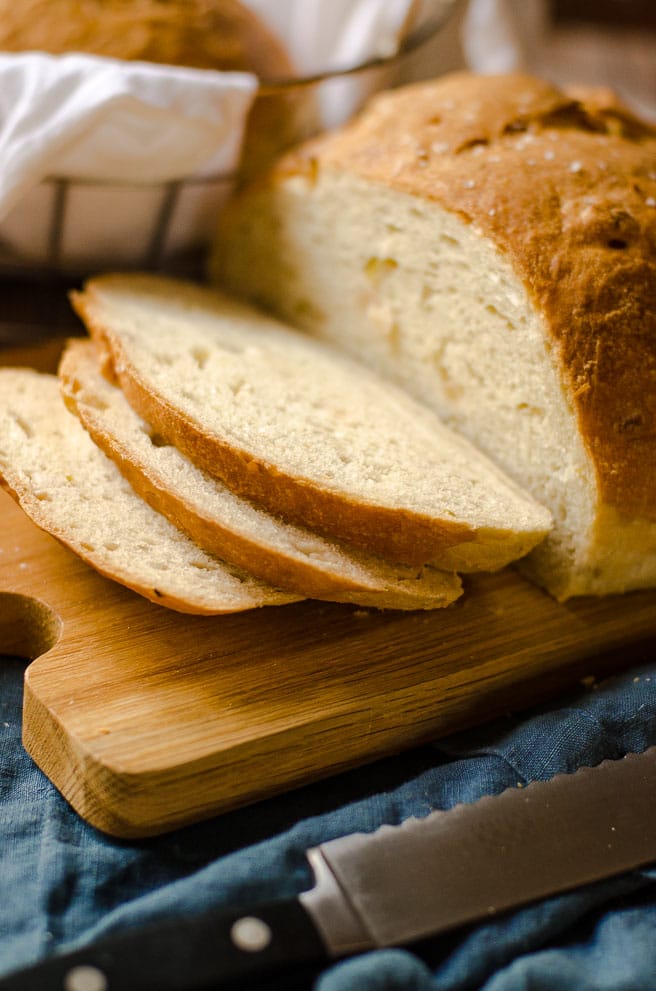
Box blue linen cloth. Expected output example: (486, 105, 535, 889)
(1, 649, 655, 990)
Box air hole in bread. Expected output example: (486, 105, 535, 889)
(387, 322, 401, 352)
(144, 429, 171, 447)
(84, 394, 110, 412)
(293, 298, 325, 324)
(517, 402, 544, 417)
(229, 378, 247, 397)
(607, 238, 628, 249)
(618, 412, 644, 431)
(420, 284, 436, 306)
(10, 413, 33, 438)
(503, 119, 528, 135)
(485, 303, 515, 332)
(460, 137, 489, 153)
(191, 347, 210, 369)
(363, 256, 398, 285)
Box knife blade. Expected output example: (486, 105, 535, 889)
(2, 747, 655, 991)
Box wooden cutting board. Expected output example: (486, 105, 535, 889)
(2, 485, 656, 838)
(2, 334, 656, 839)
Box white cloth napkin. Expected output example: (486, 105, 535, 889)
(248, 0, 423, 75)
(0, 53, 258, 270)
(0, 53, 257, 221)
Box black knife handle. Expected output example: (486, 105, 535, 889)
(0, 898, 328, 991)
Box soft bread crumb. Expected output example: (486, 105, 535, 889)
(0, 369, 300, 614)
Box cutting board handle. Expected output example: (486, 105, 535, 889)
(0, 591, 62, 661)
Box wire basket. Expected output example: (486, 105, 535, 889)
(0, 172, 237, 280)
(0, 0, 460, 281)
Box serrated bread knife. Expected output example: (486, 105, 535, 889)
(3, 747, 655, 990)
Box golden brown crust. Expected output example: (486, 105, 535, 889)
(0, 0, 292, 78)
(277, 72, 656, 521)
(70, 288, 477, 567)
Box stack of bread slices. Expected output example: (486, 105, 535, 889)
(0, 273, 552, 615)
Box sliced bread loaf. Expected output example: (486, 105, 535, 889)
(59, 339, 463, 610)
(212, 71, 656, 600)
(0, 369, 299, 614)
(70, 272, 551, 571)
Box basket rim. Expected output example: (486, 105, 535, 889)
(256, 1, 459, 91)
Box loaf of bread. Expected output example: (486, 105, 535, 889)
(58, 339, 463, 610)
(0, 0, 291, 77)
(70, 272, 551, 574)
(212, 71, 656, 600)
(0, 369, 300, 614)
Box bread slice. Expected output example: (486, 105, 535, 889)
(70, 272, 551, 573)
(212, 71, 656, 600)
(0, 369, 300, 614)
(59, 339, 463, 610)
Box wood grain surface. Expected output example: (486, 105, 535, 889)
(2, 333, 656, 838)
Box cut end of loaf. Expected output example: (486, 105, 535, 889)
(212, 70, 656, 600)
